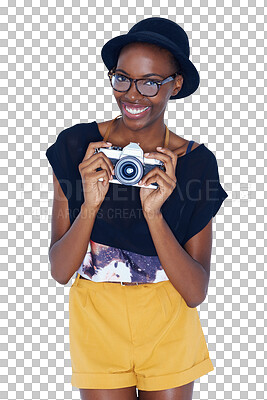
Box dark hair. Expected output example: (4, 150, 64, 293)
(168, 54, 183, 76)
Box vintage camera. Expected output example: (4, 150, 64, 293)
(94, 142, 165, 189)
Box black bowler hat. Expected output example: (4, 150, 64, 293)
(101, 17, 200, 100)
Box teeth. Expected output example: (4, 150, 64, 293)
(125, 106, 149, 114)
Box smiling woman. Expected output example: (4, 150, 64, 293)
(45, 16, 228, 400)
(101, 41, 185, 151)
(109, 62, 180, 119)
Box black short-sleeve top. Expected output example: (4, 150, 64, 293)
(46, 121, 228, 283)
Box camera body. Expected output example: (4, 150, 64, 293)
(94, 142, 165, 189)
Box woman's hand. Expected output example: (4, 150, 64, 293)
(78, 141, 114, 211)
(139, 147, 178, 219)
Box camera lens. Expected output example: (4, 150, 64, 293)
(115, 156, 143, 185)
(121, 162, 137, 178)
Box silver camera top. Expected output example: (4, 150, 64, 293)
(96, 142, 163, 166)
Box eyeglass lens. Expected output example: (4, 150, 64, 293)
(111, 74, 158, 96)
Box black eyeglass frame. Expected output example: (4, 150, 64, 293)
(107, 67, 181, 97)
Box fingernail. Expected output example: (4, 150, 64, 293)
(139, 180, 142, 184)
(106, 142, 112, 145)
(157, 146, 162, 149)
(144, 153, 149, 156)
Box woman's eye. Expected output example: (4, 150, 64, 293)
(115, 74, 128, 82)
(144, 80, 158, 86)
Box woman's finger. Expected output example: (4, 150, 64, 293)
(79, 152, 114, 174)
(82, 141, 112, 162)
(156, 147, 178, 169)
(143, 173, 174, 193)
(144, 148, 177, 179)
(79, 152, 114, 176)
(141, 167, 176, 187)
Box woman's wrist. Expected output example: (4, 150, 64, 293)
(80, 202, 100, 219)
(143, 209, 162, 222)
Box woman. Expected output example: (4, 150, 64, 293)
(46, 17, 228, 400)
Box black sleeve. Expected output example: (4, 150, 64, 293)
(45, 128, 72, 200)
(182, 153, 228, 246)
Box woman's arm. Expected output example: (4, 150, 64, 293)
(144, 211, 212, 308)
(48, 172, 99, 285)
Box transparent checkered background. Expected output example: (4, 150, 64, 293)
(0, 1, 266, 399)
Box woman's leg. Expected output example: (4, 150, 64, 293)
(138, 380, 194, 400)
(80, 385, 138, 400)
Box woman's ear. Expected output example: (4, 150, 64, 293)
(172, 75, 183, 97)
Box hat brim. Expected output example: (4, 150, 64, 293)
(101, 31, 200, 99)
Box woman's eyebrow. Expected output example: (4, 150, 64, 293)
(115, 68, 164, 78)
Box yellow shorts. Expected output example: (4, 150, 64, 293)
(69, 273, 214, 391)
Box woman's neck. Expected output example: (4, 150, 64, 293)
(113, 117, 167, 153)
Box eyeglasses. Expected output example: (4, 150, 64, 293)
(108, 67, 180, 97)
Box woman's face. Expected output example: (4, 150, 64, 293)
(111, 42, 183, 130)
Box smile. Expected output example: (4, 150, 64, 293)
(125, 106, 149, 114)
(122, 103, 151, 119)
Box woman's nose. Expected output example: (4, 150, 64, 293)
(125, 80, 144, 100)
